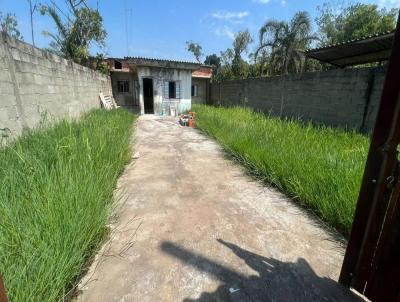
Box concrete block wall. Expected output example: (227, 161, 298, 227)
(210, 66, 387, 132)
(0, 33, 111, 138)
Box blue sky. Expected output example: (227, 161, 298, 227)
(1, 0, 399, 61)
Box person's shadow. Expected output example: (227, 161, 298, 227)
(160, 239, 362, 302)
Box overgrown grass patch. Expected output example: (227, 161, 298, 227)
(0, 109, 136, 301)
(193, 104, 369, 237)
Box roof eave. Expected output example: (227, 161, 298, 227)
(125, 57, 201, 70)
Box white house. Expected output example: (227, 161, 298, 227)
(107, 57, 212, 116)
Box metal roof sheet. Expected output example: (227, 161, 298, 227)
(124, 56, 201, 69)
(306, 31, 395, 67)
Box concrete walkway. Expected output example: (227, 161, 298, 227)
(77, 115, 361, 302)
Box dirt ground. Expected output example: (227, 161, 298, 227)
(77, 115, 362, 302)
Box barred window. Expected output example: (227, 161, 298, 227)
(117, 80, 129, 93)
(164, 81, 181, 99)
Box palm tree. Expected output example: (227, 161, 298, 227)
(40, 0, 106, 63)
(255, 11, 318, 75)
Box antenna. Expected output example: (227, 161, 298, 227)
(129, 8, 133, 55)
(28, 0, 37, 46)
(124, 0, 129, 56)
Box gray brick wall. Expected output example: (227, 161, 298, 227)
(210, 67, 387, 132)
(0, 33, 111, 138)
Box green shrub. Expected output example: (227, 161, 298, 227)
(0, 109, 136, 301)
(193, 104, 369, 236)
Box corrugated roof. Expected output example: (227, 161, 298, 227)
(306, 30, 395, 67)
(124, 56, 201, 69)
(125, 56, 198, 64)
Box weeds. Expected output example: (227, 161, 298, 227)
(0, 109, 136, 301)
(193, 105, 369, 237)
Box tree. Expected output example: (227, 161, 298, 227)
(213, 49, 234, 82)
(209, 30, 253, 82)
(231, 30, 253, 78)
(249, 49, 271, 77)
(0, 12, 23, 40)
(204, 54, 222, 80)
(204, 54, 221, 68)
(255, 11, 318, 75)
(220, 48, 234, 66)
(40, 0, 107, 64)
(233, 30, 253, 61)
(186, 41, 203, 63)
(316, 3, 398, 46)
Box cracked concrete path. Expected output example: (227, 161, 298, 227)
(77, 115, 362, 302)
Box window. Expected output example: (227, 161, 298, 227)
(191, 84, 198, 97)
(164, 81, 181, 99)
(114, 60, 122, 69)
(117, 80, 129, 93)
(169, 81, 176, 98)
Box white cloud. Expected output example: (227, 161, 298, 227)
(378, 0, 400, 9)
(211, 11, 249, 20)
(281, 0, 287, 6)
(214, 26, 235, 40)
(252, 0, 271, 3)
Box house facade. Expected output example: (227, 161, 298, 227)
(107, 57, 212, 116)
(192, 66, 212, 105)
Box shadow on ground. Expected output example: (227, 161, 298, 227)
(160, 239, 362, 302)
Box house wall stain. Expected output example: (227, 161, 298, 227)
(137, 66, 192, 115)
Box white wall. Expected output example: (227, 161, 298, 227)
(137, 66, 192, 115)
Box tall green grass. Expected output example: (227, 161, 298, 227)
(193, 104, 369, 237)
(0, 109, 136, 301)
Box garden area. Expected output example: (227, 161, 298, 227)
(0, 109, 136, 301)
(193, 104, 369, 237)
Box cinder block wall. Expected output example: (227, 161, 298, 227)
(0, 33, 111, 137)
(210, 67, 387, 132)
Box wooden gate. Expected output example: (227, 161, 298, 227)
(339, 15, 400, 302)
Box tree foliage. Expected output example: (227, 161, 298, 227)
(40, 0, 107, 65)
(232, 30, 253, 61)
(255, 11, 318, 75)
(232, 30, 253, 78)
(211, 30, 253, 82)
(195, 1, 398, 82)
(0, 12, 23, 40)
(316, 2, 398, 46)
(186, 41, 203, 63)
(204, 54, 221, 67)
(204, 54, 222, 80)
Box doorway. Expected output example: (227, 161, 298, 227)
(143, 78, 154, 114)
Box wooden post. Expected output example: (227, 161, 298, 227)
(339, 12, 400, 301)
(0, 275, 8, 302)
